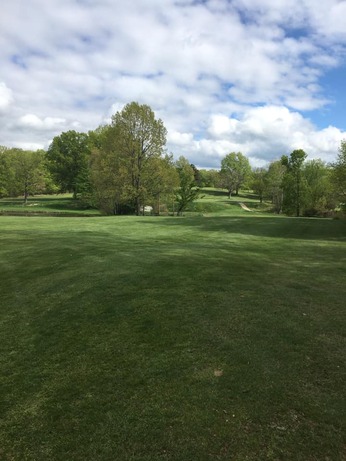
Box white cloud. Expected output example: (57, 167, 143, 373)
(0, 82, 14, 112)
(208, 115, 240, 138)
(167, 131, 194, 146)
(167, 105, 346, 168)
(13, 141, 45, 151)
(0, 0, 345, 165)
(18, 114, 66, 130)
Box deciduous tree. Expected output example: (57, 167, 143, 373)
(266, 160, 286, 213)
(145, 154, 179, 215)
(0, 146, 11, 197)
(282, 149, 307, 216)
(7, 148, 46, 203)
(303, 159, 334, 216)
(110, 102, 167, 215)
(175, 156, 200, 215)
(331, 140, 346, 209)
(47, 130, 90, 199)
(198, 169, 220, 188)
(220, 152, 251, 197)
(251, 167, 267, 203)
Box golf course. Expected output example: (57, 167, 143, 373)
(0, 190, 345, 460)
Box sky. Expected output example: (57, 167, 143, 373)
(1, 0, 346, 168)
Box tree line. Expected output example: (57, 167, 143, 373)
(0, 101, 345, 216)
(219, 148, 345, 217)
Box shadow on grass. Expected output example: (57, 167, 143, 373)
(200, 189, 227, 197)
(0, 196, 99, 214)
(238, 192, 258, 200)
(201, 190, 258, 201)
(0, 217, 345, 460)
(144, 215, 346, 242)
(31, 197, 91, 211)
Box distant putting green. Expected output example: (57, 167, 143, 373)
(0, 197, 345, 460)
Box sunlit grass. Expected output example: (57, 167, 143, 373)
(0, 197, 345, 460)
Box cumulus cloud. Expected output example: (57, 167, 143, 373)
(168, 105, 346, 168)
(0, 82, 14, 112)
(18, 114, 66, 130)
(0, 0, 345, 164)
(13, 141, 46, 151)
(167, 131, 194, 146)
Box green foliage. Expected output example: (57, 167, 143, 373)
(281, 151, 336, 217)
(174, 156, 200, 215)
(189, 163, 201, 186)
(90, 102, 168, 215)
(47, 130, 90, 199)
(89, 136, 129, 215)
(282, 149, 307, 216)
(264, 161, 286, 213)
(145, 154, 179, 214)
(4, 148, 48, 202)
(251, 167, 267, 203)
(0, 146, 11, 197)
(198, 169, 220, 188)
(87, 125, 110, 150)
(302, 160, 335, 216)
(111, 102, 167, 215)
(220, 152, 252, 197)
(331, 139, 346, 210)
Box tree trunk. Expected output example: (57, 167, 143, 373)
(24, 182, 28, 205)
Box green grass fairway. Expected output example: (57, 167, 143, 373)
(0, 194, 101, 216)
(0, 213, 345, 460)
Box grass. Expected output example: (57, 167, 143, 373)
(0, 194, 101, 216)
(0, 192, 345, 460)
(186, 188, 272, 215)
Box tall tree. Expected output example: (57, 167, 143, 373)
(251, 167, 267, 203)
(198, 169, 220, 188)
(90, 142, 130, 215)
(110, 102, 167, 215)
(175, 156, 200, 215)
(281, 149, 307, 216)
(266, 160, 286, 213)
(47, 130, 90, 199)
(6, 148, 46, 203)
(190, 163, 201, 186)
(331, 140, 346, 210)
(220, 152, 251, 197)
(303, 159, 334, 215)
(144, 154, 179, 215)
(0, 146, 11, 197)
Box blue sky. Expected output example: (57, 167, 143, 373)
(0, 0, 345, 168)
(313, 65, 346, 130)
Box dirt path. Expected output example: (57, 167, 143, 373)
(239, 202, 253, 212)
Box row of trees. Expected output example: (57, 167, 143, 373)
(0, 146, 57, 203)
(0, 103, 200, 215)
(0, 101, 345, 216)
(217, 148, 346, 217)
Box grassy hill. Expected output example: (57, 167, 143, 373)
(0, 194, 345, 460)
(182, 188, 270, 216)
